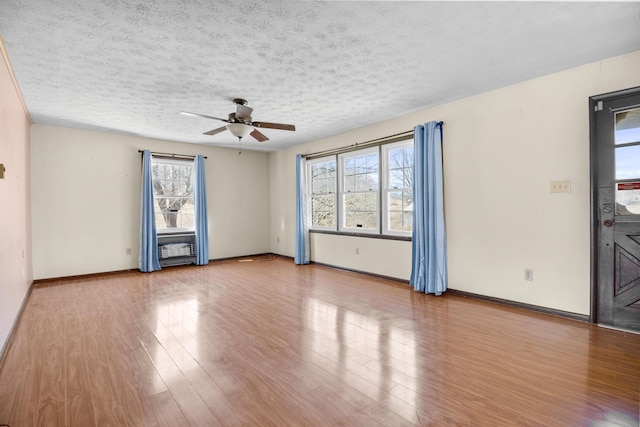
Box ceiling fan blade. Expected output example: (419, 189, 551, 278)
(236, 104, 253, 121)
(203, 126, 228, 136)
(250, 129, 269, 142)
(180, 111, 228, 122)
(253, 121, 296, 131)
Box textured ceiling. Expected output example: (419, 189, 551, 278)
(1, 1, 639, 152)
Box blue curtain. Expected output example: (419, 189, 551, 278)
(194, 154, 209, 265)
(139, 149, 161, 272)
(295, 154, 310, 264)
(410, 121, 447, 295)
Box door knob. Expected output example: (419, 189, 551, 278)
(603, 219, 614, 227)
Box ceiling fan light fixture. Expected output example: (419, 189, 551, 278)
(226, 123, 253, 139)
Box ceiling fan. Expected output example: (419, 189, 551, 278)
(180, 98, 296, 142)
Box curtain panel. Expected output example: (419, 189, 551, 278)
(295, 154, 310, 264)
(139, 149, 161, 272)
(194, 154, 209, 265)
(410, 121, 447, 295)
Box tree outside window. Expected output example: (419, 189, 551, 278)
(310, 158, 337, 228)
(385, 143, 413, 233)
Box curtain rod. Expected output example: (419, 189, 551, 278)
(138, 150, 207, 159)
(302, 130, 415, 160)
(302, 122, 445, 160)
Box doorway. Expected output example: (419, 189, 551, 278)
(590, 86, 640, 333)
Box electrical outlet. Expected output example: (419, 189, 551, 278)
(524, 269, 533, 281)
(126, 248, 132, 255)
(550, 180, 571, 193)
(277, 237, 280, 243)
(355, 248, 360, 255)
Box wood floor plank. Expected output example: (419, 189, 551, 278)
(35, 300, 66, 427)
(66, 314, 97, 427)
(1, 256, 639, 425)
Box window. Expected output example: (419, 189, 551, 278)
(382, 140, 414, 235)
(151, 156, 194, 233)
(614, 107, 640, 215)
(339, 147, 379, 233)
(309, 157, 337, 229)
(307, 138, 413, 238)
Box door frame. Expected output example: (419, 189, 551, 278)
(589, 85, 640, 325)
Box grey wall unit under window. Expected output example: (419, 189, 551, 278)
(157, 232, 196, 267)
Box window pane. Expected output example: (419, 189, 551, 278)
(344, 175, 356, 192)
(308, 158, 337, 230)
(403, 212, 413, 231)
(344, 158, 356, 174)
(389, 211, 403, 232)
(152, 159, 195, 231)
(366, 153, 378, 172)
(616, 185, 640, 215)
(389, 149, 404, 169)
(615, 108, 640, 145)
(404, 147, 414, 168)
(355, 174, 368, 191)
(344, 212, 375, 229)
(403, 168, 412, 188)
(344, 211, 356, 228)
(311, 195, 336, 227)
(366, 172, 378, 190)
(311, 164, 325, 180)
(382, 140, 413, 235)
(327, 177, 336, 193)
(155, 197, 195, 229)
(344, 191, 377, 231)
(364, 193, 377, 211)
(312, 178, 327, 194)
(345, 193, 365, 211)
(389, 190, 403, 210)
(616, 145, 640, 180)
(180, 212, 194, 228)
(325, 213, 336, 227)
(366, 212, 377, 229)
(312, 196, 324, 212)
(390, 169, 404, 188)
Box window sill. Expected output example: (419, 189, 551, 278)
(310, 229, 411, 242)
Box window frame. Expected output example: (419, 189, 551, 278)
(381, 139, 414, 237)
(151, 156, 195, 234)
(306, 137, 414, 239)
(307, 155, 338, 231)
(338, 146, 380, 234)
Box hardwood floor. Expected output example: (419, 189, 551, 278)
(1, 255, 639, 426)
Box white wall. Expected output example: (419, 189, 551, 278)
(31, 125, 270, 280)
(0, 40, 32, 355)
(270, 50, 640, 315)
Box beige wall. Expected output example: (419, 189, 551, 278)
(270, 50, 640, 315)
(30, 125, 270, 279)
(0, 39, 32, 354)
